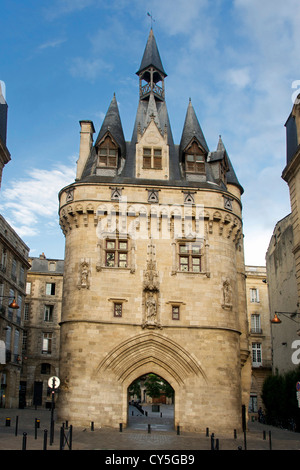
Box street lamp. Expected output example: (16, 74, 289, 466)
(0, 296, 19, 309)
(271, 311, 300, 324)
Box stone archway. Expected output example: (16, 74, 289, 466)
(127, 373, 175, 431)
(96, 331, 206, 429)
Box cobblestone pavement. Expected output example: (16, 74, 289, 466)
(0, 406, 299, 452)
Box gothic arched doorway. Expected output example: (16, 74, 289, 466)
(127, 373, 175, 431)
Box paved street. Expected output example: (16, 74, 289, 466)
(0, 406, 299, 451)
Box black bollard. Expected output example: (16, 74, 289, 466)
(234, 429, 237, 439)
(91, 421, 94, 431)
(177, 425, 180, 435)
(263, 430, 266, 440)
(215, 438, 219, 450)
(269, 430, 272, 450)
(211, 433, 215, 450)
(43, 430, 48, 451)
(148, 424, 151, 434)
(60, 426, 64, 450)
(5, 417, 11, 427)
(119, 423, 123, 432)
(15, 416, 19, 436)
(206, 427, 209, 437)
(22, 432, 27, 451)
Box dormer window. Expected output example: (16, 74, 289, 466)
(143, 147, 162, 170)
(185, 141, 205, 174)
(97, 135, 118, 168)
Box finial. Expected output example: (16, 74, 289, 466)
(147, 12, 155, 28)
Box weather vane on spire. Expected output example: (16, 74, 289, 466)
(147, 11, 155, 28)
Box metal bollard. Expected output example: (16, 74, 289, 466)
(177, 425, 180, 435)
(269, 430, 272, 450)
(119, 423, 123, 432)
(263, 430, 266, 440)
(211, 433, 215, 450)
(43, 430, 48, 451)
(91, 421, 94, 431)
(234, 429, 237, 439)
(206, 427, 209, 437)
(148, 424, 151, 434)
(15, 416, 19, 436)
(5, 417, 11, 427)
(22, 432, 27, 450)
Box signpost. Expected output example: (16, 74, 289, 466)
(48, 376, 60, 445)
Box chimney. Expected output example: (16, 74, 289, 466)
(76, 120, 95, 180)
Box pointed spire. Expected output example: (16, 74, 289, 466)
(95, 94, 126, 157)
(179, 99, 209, 156)
(136, 28, 167, 77)
(144, 92, 161, 130)
(217, 135, 225, 151)
(214, 135, 244, 194)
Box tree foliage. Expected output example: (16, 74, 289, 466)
(262, 365, 300, 431)
(129, 374, 174, 401)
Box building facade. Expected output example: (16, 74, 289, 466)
(0, 82, 10, 190)
(266, 214, 299, 373)
(0, 216, 30, 407)
(57, 29, 251, 433)
(0, 82, 31, 408)
(245, 266, 272, 417)
(21, 254, 63, 407)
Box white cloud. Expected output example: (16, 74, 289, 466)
(38, 38, 66, 50)
(1, 162, 76, 239)
(69, 57, 113, 81)
(226, 68, 252, 89)
(44, 0, 97, 19)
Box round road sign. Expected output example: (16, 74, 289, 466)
(48, 376, 60, 389)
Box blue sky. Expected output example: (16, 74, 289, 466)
(1, 0, 299, 265)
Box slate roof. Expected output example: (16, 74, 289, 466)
(136, 28, 167, 77)
(94, 93, 126, 157)
(179, 99, 209, 158)
(79, 29, 243, 195)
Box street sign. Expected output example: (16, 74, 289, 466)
(48, 376, 60, 389)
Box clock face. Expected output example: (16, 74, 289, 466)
(224, 198, 232, 210)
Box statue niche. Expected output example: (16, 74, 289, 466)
(142, 241, 161, 329)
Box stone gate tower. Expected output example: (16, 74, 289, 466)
(58, 29, 251, 433)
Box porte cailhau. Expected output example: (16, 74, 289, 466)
(57, 29, 251, 433)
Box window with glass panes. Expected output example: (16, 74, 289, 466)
(105, 239, 128, 268)
(185, 141, 205, 173)
(179, 242, 202, 272)
(252, 342, 262, 367)
(143, 147, 162, 169)
(98, 136, 118, 168)
(172, 305, 180, 320)
(114, 303, 123, 317)
(42, 332, 52, 354)
(251, 314, 261, 334)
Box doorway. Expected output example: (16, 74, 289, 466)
(127, 373, 175, 431)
